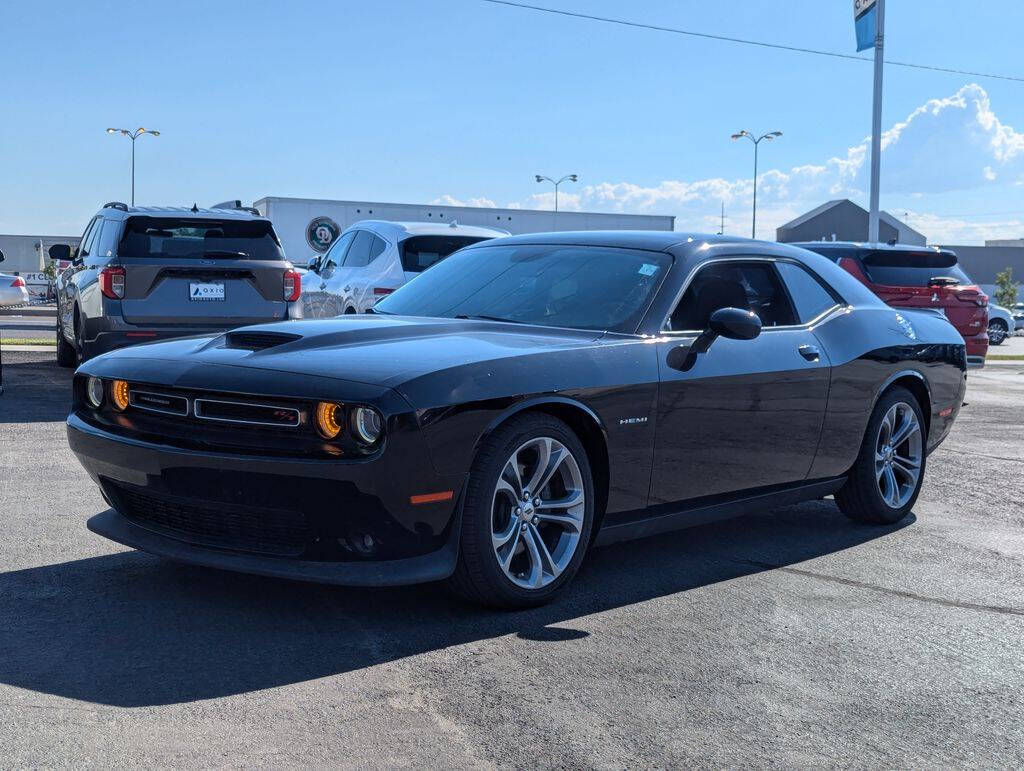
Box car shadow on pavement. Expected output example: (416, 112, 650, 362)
(0, 501, 913, 708)
(0, 356, 72, 423)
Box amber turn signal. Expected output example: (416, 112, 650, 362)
(111, 380, 130, 411)
(316, 401, 343, 439)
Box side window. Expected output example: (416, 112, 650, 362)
(775, 262, 841, 324)
(78, 217, 100, 258)
(668, 261, 798, 331)
(368, 234, 388, 262)
(323, 231, 356, 269)
(94, 220, 121, 259)
(342, 230, 374, 268)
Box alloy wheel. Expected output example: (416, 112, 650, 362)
(875, 401, 923, 509)
(490, 436, 585, 590)
(988, 322, 1006, 345)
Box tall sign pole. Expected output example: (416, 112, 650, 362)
(855, 0, 885, 243)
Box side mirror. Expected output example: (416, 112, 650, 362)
(708, 307, 761, 341)
(307, 256, 320, 272)
(667, 307, 761, 371)
(48, 244, 71, 262)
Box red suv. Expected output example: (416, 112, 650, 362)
(796, 243, 988, 368)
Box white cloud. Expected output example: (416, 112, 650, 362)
(430, 194, 497, 208)
(439, 84, 1024, 243)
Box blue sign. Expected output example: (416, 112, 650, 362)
(854, 0, 877, 52)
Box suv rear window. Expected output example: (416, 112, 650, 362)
(400, 235, 490, 273)
(118, 217, 285, 261)
(860, 250, 972, 287)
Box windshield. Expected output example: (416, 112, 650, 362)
(375, 243, 671, 332)
(118, 217, 285, 261)
(861, 250, 972, 287)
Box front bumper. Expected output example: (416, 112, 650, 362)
(68, 414, 465, 586)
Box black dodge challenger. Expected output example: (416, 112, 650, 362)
(68, 232, 966, 607)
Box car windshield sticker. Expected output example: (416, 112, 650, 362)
(638, 263, 659, 276)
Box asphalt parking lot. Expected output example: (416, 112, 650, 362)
(1, 350, 1022, 767)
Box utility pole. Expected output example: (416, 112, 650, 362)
(867, 0, 885, 243)
(718, 202, 726, 235)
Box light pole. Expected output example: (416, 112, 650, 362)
(730, 130, 781, 239)
(106, 127, 161, 206)
(535, 174, 578, 212)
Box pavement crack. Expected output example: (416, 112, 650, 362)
(937, 448, 1024, 464)
(745, 561, 1024, 617)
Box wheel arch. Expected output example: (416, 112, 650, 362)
(875, 370, 932, 437)
(476, 397, 611, 538)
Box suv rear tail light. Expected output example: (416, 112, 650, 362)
(10, 276, 26, 288)
(99, 267, 125, 299)
(953, 286, 988, 307)
(372, 287, 394, 297)
(283, 268, 301, 302)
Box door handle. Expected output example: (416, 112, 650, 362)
(798, 344, 821, 362)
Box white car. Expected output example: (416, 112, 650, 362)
(0, 248, 30, 308)
(300, 221, 507, 317)
(987, 304, 1016, 345)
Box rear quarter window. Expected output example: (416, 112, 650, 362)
(400, 235, 490, 273)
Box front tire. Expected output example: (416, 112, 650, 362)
(450, 413, 594, 609)
(835, 386, 926, 525)
(988, 319, 1008, 346)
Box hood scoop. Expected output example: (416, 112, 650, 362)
(225, 331, 302, 351)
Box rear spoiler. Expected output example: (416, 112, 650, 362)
(210, 199, 262, 217)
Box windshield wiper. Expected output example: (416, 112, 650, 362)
(203, 250, 249, 259)
(454, 314, 524, 324)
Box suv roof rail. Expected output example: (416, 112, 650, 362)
(103, 201, 129, 212)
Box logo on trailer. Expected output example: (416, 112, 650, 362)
(306, 217, 340, 253)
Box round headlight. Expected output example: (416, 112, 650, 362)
(351, 407, 383, 445)
(316, 401, 343, 439)
(85, 377, 104, 408)
(111, 379, 130, 411)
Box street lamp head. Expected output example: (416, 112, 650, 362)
(106, 127, 117, 134)
(568, 174, 578, 182)
(535, 175, 544, 183)
(770, 131, 783, 137)
(120, 129, 131, 136)
(149, 130, 161, 136)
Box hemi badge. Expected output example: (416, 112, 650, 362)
(410, 491, 454, 505)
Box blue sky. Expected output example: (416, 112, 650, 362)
(2, 0, 1023, 243)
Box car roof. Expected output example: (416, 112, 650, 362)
(97, 204, 268, 222)
(793, 241, 956, 257)
(351, 220, 510, 239)
(467, 230, 752, 252)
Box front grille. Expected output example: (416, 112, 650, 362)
(109, 481, 309, 557)
(194, 397, 300, 427)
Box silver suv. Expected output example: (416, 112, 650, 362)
(52, 203, 302, 366)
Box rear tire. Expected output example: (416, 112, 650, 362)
(56, 316, 76, 368)
(449, 413, 594, 609)
(73, 313, 89, 364)
(835, 386, 926, 525)
(988, 319, 1008, 346)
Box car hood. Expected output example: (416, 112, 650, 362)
(98, 315, 606, 389)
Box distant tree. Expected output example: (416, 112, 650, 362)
(993, 267, 1019, 308)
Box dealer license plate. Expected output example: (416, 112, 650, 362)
(189, 282, 225, 301)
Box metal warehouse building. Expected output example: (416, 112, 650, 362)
(776, 199, 925, 246)
(254, 197, 675, 262)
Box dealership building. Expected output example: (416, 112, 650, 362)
(253, 197, 675, 262)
